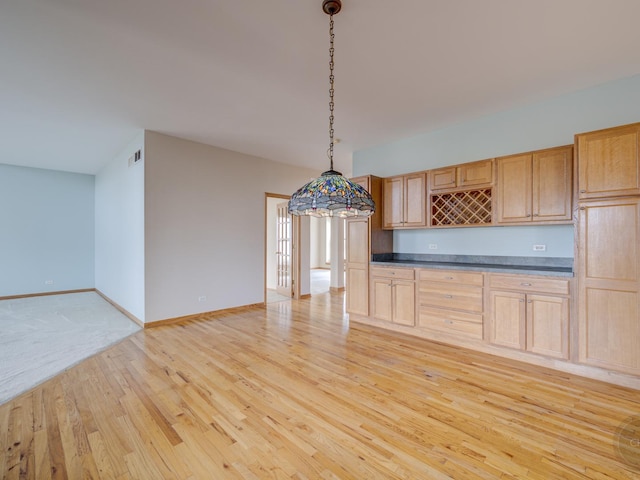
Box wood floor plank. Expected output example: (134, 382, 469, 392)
(33, 428, 52, 480)
(1, 292, 640, 478)
(5, 403, 23, 479)
(86, 431, 119, 480)
(19, 393, 36, 480)
(0, 405, 9, 479)
(41, 383, 68, 479)
(117, 414, 172, 480)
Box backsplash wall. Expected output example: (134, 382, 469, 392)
(393, 225, 574, 258)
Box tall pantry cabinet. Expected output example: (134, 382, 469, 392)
(576, 123, 640, 375)
(345, 176, 393, 317)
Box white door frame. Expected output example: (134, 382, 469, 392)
(264, 193, 304, 302)
(275, 201, 293, 297)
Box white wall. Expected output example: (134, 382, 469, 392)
(330, 217, 345, 289)
(309, 216, 329, 269)
(310, 216, 321, 268)
(94, 132, 145, 321)
(0, 164, 95, 296)
(298, 216, 311, 296)
(144, 131, 318, 322)
(353, 74, 640, 257)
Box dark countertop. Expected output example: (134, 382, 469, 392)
(369, 254, 574, 277)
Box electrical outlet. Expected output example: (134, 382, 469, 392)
(45, 280, 54, 285)
(198, 296, 207, 302)
(533, 244, 547, 252)
(428, 244, 438, 250)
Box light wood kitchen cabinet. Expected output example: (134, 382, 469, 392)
(383, 173, 426, 229)
(429, 159, 494, 227)
(489, 290, 525, 350)
(526, 294, 570, 359)
(577, 197, 640, 375)
(417, 269, 484, 340)
(345, 219, 369, 316)
(371, 277, 393, 322)
(496, 146, 572, 224)
(430, 159, 493, 191)
(370, 267, 415, 326)
(488, 274, 570, 360)
(383, 176, 403, 227)
(345, 176, 393, 318)
(576, 123, 640, 200)
(430, 167, 457, 191)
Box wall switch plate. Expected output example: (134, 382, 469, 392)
(198, 296, 207, 302)
(45, 280, 54, 285)
(428, 244, 438, 250)
(533, 244, 547, 252)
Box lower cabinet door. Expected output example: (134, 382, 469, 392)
(489, 291, 526, 350)
(346, 267, 369, 316)
(393, 280, 415, 326)
(526, 294, 569, 359)
(579, 286, 640, 374)
(371, 278, 393, 322)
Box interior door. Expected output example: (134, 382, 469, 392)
(276, 202, 293, 297)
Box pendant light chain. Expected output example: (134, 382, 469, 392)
(287, 0, 375, 218)
(328, 14, 335, 171)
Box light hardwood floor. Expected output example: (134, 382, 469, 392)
(1, 292, 639, 479)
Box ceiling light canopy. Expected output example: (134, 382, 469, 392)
(288, 0, 375, 218)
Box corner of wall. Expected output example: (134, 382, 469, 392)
(95, 131, 146, 322)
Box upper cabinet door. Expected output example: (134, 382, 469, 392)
(497, 146, 573, 225)
(430, 160, 493, 191)
(350, 175, 370, 191)
(403, 173, 426, 227)
(383, 176, 404, 228)
(532, 146, 572, 221)
(577, 123, 640, 200)
(430, 167, 456, 191)
(383, 173, 426, 229)
(497, 154, 532, 223)
(457, 159, 493, 188)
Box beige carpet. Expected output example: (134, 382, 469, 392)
(0, 291, 141, 404)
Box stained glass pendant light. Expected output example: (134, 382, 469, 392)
(288, 0, 375, 218)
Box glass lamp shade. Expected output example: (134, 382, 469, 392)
(288, 170, 375, 218)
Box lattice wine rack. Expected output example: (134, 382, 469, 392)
(431, 189, 492, 226)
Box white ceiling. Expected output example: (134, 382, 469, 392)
(2, 0, 640, 176)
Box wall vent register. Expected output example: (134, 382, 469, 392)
(128, 150, 142, 167)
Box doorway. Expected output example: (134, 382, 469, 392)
(265, 194, 294, 304)
(264, 194, 345, 304)
(309, 216, 331, 295)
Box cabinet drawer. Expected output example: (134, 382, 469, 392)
(418, 306, 483, 339)
(418, 282, 483, 312)
(417, 269, 483, 286)
(370, 267, 415, 280)
(489, 274, 569, 295)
